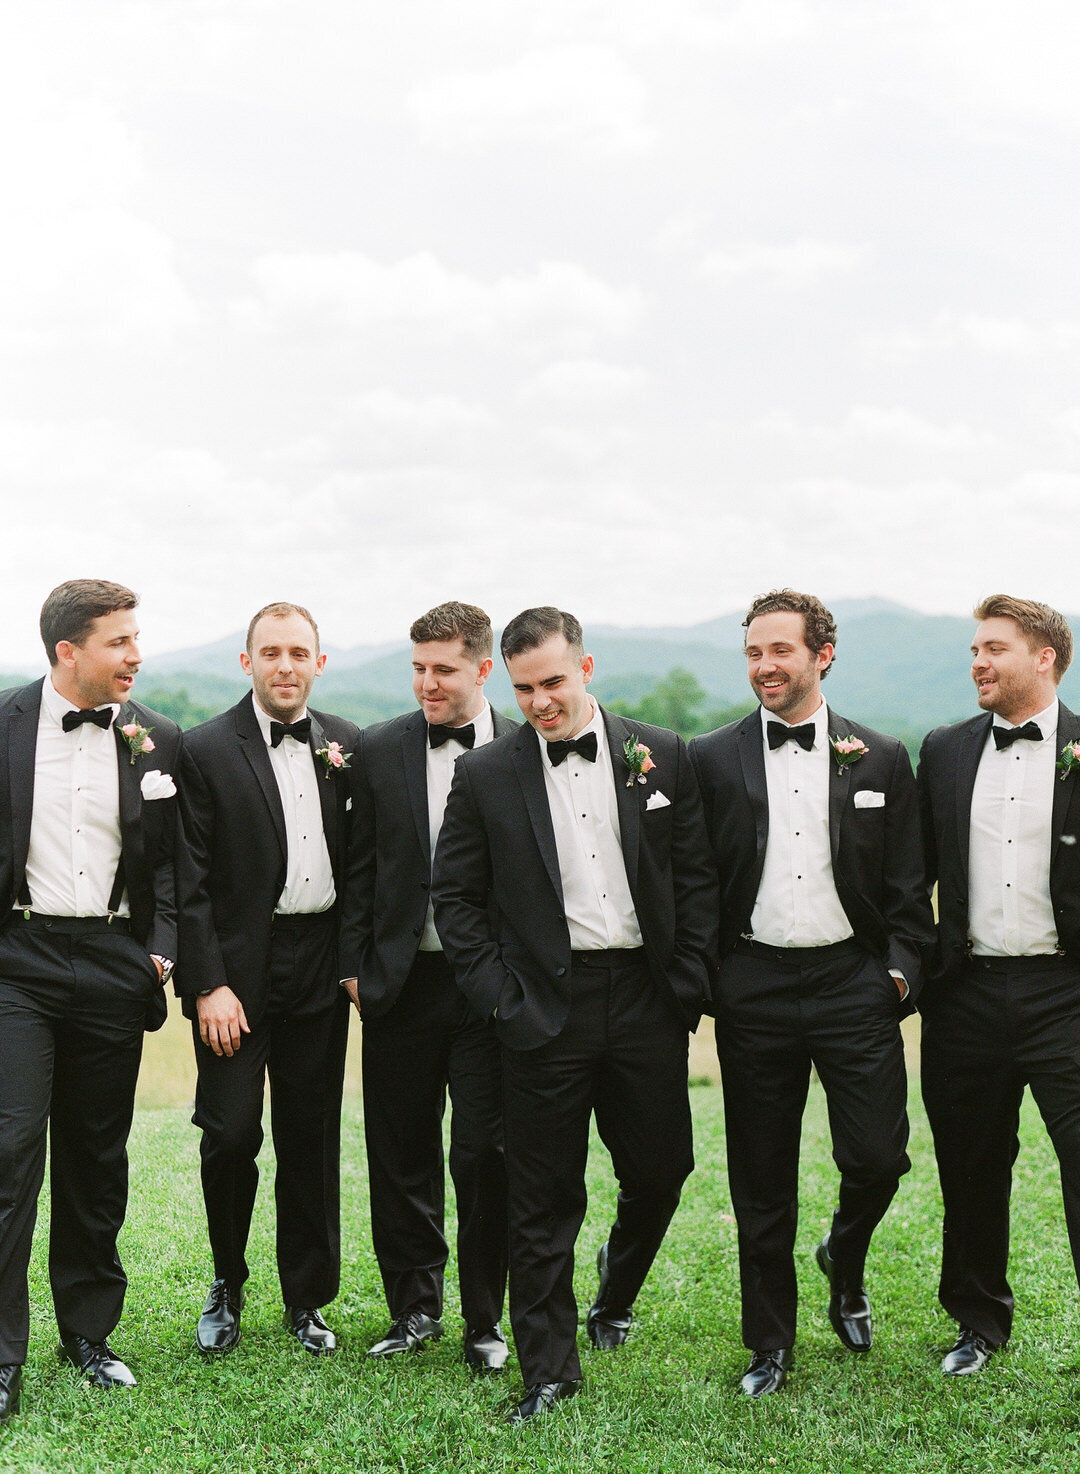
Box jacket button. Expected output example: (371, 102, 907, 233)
(555, 966, 566, 977)
(420, 881, 429, 891)
(412, 926, 422, 937)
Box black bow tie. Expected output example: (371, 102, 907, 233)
(270, 717, 312, 748)
(62, 707, 113, 733)
(993, 721, 1043, 750)
(546, 732, 598, 767)
(428, 722, 475, 751)
(767, 721, 815, 752)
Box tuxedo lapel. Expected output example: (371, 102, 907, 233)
(235, 694, 286, 862)
(1052, 704, 1080, 850)
(307, 713, 339, 867)
(511, 728, 564, 906)
(401, 712, 431, 860)
(8, 680, 43, 899)
(954, 715, 990, 885)
(736, 712, 769, 883)
(113, 704, 146, 882)
(825, 708, 847, 867)
(604, 710, 640, 896)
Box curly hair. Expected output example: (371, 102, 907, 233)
(742, 589, 837, 677)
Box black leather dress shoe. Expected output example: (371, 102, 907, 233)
(367, 1311, 443, 1358)
(59, 1337, 136, 1388)
(816, 1236, 872, 1352)
(942, 1326, 996, 1376)
(740, 1347, 791, 1397)
(464, 1324, 509, 1371)
(505, 1380, 581, 1423)
(284, 1306, 337, 1355)
(586, 1242, 633, 1350)
(195, 1278, 244, 1355)
(0, 1364, 21, 1420)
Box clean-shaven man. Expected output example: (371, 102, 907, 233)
(919, 595, 1080, 1375)
(433, 607, 717, 1421)
(177, 602, 357, 1358)
(689, 589, 933, 1396)
(0, 580, 181, 1419)
(339, 601, 514, 1370)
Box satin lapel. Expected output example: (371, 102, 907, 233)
(955, 715, 990, 886)
(736, 711, 769, 882)
(114, 703, 145, 876)
(604, 709, 642, 896)
(8, 679, 43, 893)
(307, 713, 339, 869)
(1052, 704, 1080, 849)
(826, 708, 848, 867)
(401, 713, 431, 860)
(235, 695, 286, 862)
(511, 729, 564, 906)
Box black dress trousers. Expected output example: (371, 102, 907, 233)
(360, 950, 507, 1330)
(0, 916, 159, 1364)
(921, 954, 1080, 1347)
(192, 910, 349, 1307)
(716, 940, 910, 1352)
(500, 951, 694, 1387)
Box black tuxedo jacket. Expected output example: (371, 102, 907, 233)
(689, 706, 933, 1009)
(917, 703, 1080, 986)
(0, 677, 182, 1029)
(431, 708, 719, 1051)
(176, 692, 358, 1024)
(337, 704, 519, 1018)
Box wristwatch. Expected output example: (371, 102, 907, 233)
(150, 954, 175, 985)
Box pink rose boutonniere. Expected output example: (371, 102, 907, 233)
(316, 740, 352, 777)
(120, 722, 155, 764)
(830, 734, 869, 772)
(623, 735, 656, 788)
(1057, 741, 1080, 782)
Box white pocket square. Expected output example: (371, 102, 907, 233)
(346, 797, 352, 811)
(645, 790, 671, 811)
(140, 769, 176, 801)
(853, 789, 885, 809)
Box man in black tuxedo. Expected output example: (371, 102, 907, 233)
(0, 580, 181, 1419)
(339, 601, 513, 1370)
(919, 595, 1080, 1376)
(689, 589, 932, 1396)
(177, 602, 357, 1358)
(433, 607, 717, 1421)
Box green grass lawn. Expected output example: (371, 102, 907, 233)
(3, 1074, 1080, 1473)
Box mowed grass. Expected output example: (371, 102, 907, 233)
(4, 1027, 1080, 1473)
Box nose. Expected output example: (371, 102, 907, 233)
(128, 641, 142, 667)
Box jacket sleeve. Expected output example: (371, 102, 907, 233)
(881, 737, 935, 996)
(667, 735, 720, 1007)
(146, 726, 181, 965)
(431, 758, 508, 1022)
(174, 744, 230, 997)
(336, 731, 377, 984)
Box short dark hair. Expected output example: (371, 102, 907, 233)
(246, 601, 320, 654)
(410, 601, 493, 661)
(40, 579, 139, 666)
(973, 593, 1073, 682)
(500, 606, 583, 663)
(743, 588, 838, 678)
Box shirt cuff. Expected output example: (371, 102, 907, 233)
(889, 968, 909, 1000)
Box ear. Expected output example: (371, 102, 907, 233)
(476, 657, 494, 686)
(54, 640, 78, 672)
(581, 653, 595, 685)
(239, 650, 253, 676)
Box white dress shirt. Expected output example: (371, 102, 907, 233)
(538, 699, 643, 951)
(420, 702, 495, 951)
(969, 699, 1059, 957)
(24, 676, 127, 917)
(750, 701, 854, 948)
(253, 701, 336, 915)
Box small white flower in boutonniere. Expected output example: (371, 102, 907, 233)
(622, 735, 656, 788)
(119, 721, 155, 764)
(830, 734, 869, 772)
(1057, 741, 1080, 781)
(316, 740, 352, 777)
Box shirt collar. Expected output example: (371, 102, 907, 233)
(992, 699, 1058, 740)
(253, 697, 309, 748)
(42, 675, 119, 729)
(760, 698, 828, 749)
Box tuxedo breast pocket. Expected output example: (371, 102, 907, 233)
(853, 790, 886, 809)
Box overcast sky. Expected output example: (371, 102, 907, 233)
(2, 0, 1077, 664)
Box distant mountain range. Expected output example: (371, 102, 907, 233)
(9, 599, 1079, 742)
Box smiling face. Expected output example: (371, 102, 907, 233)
(412, 636, 493, 727)
(971, 616, 1057, 723)
(52, 607, 142, 709)
(506, 634, 595, 742)
(242, 611, 326, 722)
(744, 610, 831, 725)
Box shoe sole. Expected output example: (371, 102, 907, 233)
(195, 1335, 241, 1356)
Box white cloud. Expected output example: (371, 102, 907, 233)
(700, 239, 862, 286)
(868, 313, 1080, 360)
(519, 359, 652, 406)
(407, 45, 654, 157)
